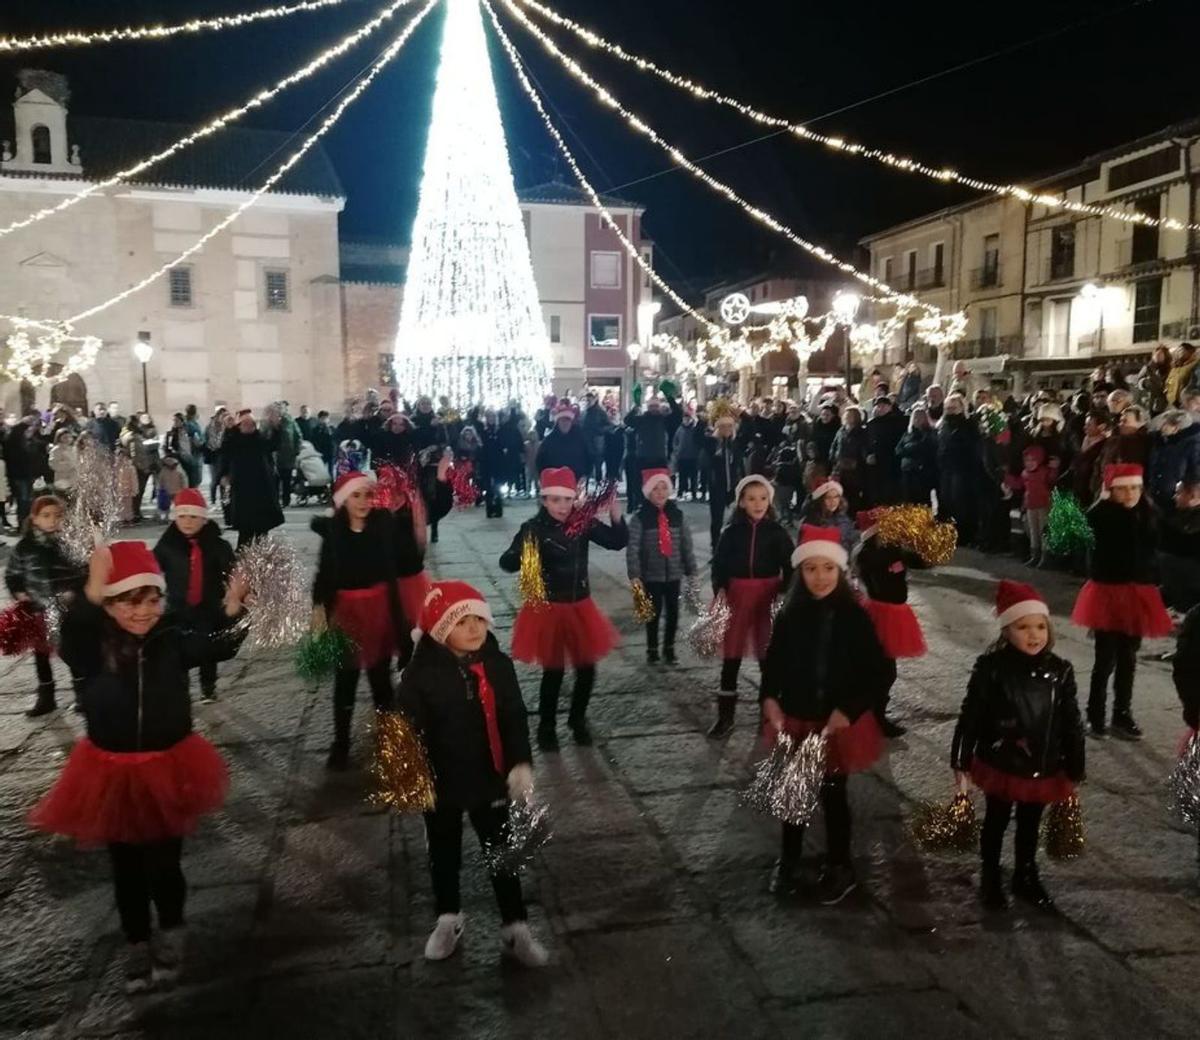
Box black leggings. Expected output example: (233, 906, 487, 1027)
(538, 666, 595, 728)
(876, 658, 898, 721)
(109, 839, 186, 944)
(35, 652, 85, 700)
(1089, 630, 1141, 719)
(424, 803, 526, 924)
(332, 661, 394, 747)
(645, 580, 680, 652)
(720, 657, 743, 694)
(780, 776, 852, 865)
(980, 797, 1045, 869)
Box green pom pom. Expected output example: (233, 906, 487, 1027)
(977, 405, 1007, 438)
(1046, 489, 1095, 556)
(658, 378, 678, 400)
(295, 629, 357, 680)
(632, 382, 643, 407)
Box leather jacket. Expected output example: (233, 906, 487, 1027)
(952, 644, 1085, 781)
(500, 508, 628, 603)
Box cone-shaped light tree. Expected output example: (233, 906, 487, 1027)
(393, 0, 552, 410)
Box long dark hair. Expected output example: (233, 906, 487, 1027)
(778, 565, 855, 614)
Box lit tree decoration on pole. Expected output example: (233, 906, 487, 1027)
(393, 0, 552, 410)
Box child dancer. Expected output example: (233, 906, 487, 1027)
(396, 580, 549, 967)
(153, 488, 235, 703)
(853, 508, 927, 738)
(1010, 445, 1054, 567)
(760, 526, 890, 903)
(799, 478, 858, 555)
(1071, 463, 1172, 739)
(499, 466, 627, 750)
(5, 494, 86, 717)
(30, 542, 247, 992)
(708, 475, 793, 739)
(311, 471, 399, 770)
(952, 580, 1085, 910)
(626, 467, 697, 665)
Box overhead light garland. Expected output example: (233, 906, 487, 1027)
(0, 0, 421, 241)
(491, 0, 938, 317)
(0, 0, 351, 52)
(513, 0, 1198, 235)
(3, 318, 101, 388)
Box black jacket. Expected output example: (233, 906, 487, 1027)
(760, 592, 889, 723)
(311, 509, 400, 610)
(1173, 604, 1200, 729)
(371, 427, 415, 466)
(896, 427, 938, 479)
(1086, 498, 1159, 584)
(711, 513, 793, 592)
(705, 435, 744, 504)
(624, 399, 683, 465)
(855, 537, 924, 605)
(410, 412, 448, 455)
(499, 508, 628, 603)
(4, 529, 85, 608)
(395, 479, 452, 577)
(397, 633, 531, 810)
(218, 427, 284, 535)
(951, 644, 1085, 782)
(866, 411, 907, 478)
(153, 521, 236, 621)
(534, 426, 591, 482)
(61, 603, 243, 753)
(809, 416, 841, 468)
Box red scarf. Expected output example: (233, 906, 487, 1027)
(469, 662, 505, 774)
(657, 508, 673, 558)
(186, 539, 203, 607)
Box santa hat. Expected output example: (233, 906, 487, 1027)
(539, 467, 578, 498)
(995, 579, 1048, 628)
(855, 508, 883, 541)
(414, 580, 494, 645)
(552, 402, 576, 421)
(103, 541, 166, 598)
(171, 487, 209, 519)
(733, 474, 774, 505)
(332, 470, 375, 509)
(810, 478, 844, 502)
(1103, 463, 1143, 490)
(641, 468, 673, 497)
(1022, 444, 1046, 465)
(791, 525, 848, 570)
(1035, 402, 1064, 429)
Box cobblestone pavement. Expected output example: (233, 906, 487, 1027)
(2, 500, 1200, 1039)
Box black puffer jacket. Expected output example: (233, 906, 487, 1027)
(499, 508, 628, 603)
(61, 602, 243, 753)
(153, 521, 235, 622)
(1086, 498, 1159, 584)
(760, 591, 889, 723)
(855, 537, 924, 605)
(534, 426, 591, 482)
(952, 644, 1085, 781)
(397, 632, 531, 810)
(4, 529, 85, 608)
(711, 512, 793, 593)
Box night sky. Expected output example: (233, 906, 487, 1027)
(1, 0, 1196, 297)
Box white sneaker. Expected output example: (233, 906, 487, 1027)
(123, 942, 154, 995)
(151, 927, 185, 986)
(500, 921, 549, 968)
(424, 913, 465, 961)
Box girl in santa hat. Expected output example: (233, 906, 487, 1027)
(1071, 463, 1172, 740)
(29, 541, 248, 993)
(760, 525, 890, 904)
(311, 471, 401, 770)
(395, 580, 548, 968)
(499, 466, 627, 750)
(708, 475, 794, 739)
(799, 477, 859, 555)
(952, 580, 1085, 910)
(852, 508, 927, 738)
(626, 467, 697, 666)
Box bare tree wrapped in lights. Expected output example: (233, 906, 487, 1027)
(393, 0, 552, 411)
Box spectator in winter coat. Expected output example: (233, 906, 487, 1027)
(830, 406, 869, 512)
(7, 412, 48, 524)
(1149, 410, 1200, 510)
(476, 410, 509, 518)
(897, 406, 938, 506)
(534, 404, 590, 484)
(864, 396, 907, 505)
(581, 392, 613, 485)
(705, 415, 743, 550)
(672, 412, 702, 499)
(1136, 346, 1172, 416)
(1166, 342, 1200, 408)
(625, 392, 684, 471)
(217, 411, 284, 549)
(48, 430, 79, 494)
(411, 397, 448, 457)
(936, 394, 981, 542)
(1159, 480, 1200, 614)
(897, 363, 923, 412)
(924, 384, 946, 424)
(310, 411, 336, 476)
(1098, 406, 1152, 481)
(86, 404, 120, 450)
(1061, 411, 1111, 506)
(808, 403, 841, 476)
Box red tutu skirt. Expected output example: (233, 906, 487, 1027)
(724, 577, 781, 660)
(864, 599, 926, 659)
(969, 759, 1074, 805)
(395, 572, 432, 629)
(763, 712, 884, 775)
(333, 584, 396, 669)
(29, 734, 228, 847)
(1070, 580, 1173, 639)
(511, 597, 619, 669)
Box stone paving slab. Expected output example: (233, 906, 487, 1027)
(3, 503, 1200, 1038)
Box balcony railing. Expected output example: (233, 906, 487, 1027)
(895, 268, 946, 292)
(969, 264, 1001, 290)
(951, 335, 1022, 360)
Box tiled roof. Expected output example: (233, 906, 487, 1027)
(0, 113, 344, 199)
(518, 179, 642, 211)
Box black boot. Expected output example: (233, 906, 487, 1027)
(568, 670, 595, 746)
(706, 695, 736, 739)
(1110, 711, 1143, 741)
(662, 646, 677, 666)
(769, 825, 804, 895)
(646, 646, 660, 665)
(25, 682, 56, 718)
(816, 863, 858, 906)
(980, 864, 1008, 911)
(537, 723, 560, 752)
(325, 741, 349, 771)
(1011, 862, 1055, 910)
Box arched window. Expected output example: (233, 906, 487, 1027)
(31, 125, 51, 164)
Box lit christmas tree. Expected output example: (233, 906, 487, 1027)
(393, 0, 552, 409)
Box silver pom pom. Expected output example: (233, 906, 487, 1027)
(743, 731, 827, 827)
(687, 592, 730, 659)
(60, 443, 122, 565)
(1169, 731, 1200, 827)
(484, 797, 552, 875)
(683, 576, 706, 616)
(230, 535, 310, 650)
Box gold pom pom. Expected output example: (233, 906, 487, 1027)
(369, 712, 436, 814)
(911, 792, 979, 852)
(1043, 795, 1085, 860)
(875, 505, 958, 566)
(706, 397, 737, 424)
(517, 534, 548, 610)
(631, 581, 657, 624)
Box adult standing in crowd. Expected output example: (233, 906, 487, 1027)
(204, 407, 228, 501)
(897, 404, 938, 506)
(476, 408, 508, 519)
(625, 387, 684, 476)
(1136, 346, 1172, 416)
(164, 412, 200, 489)
(86, 403, 120, 450)
(936, 393, 981, 543)
(808, 401, 841, 481)
(581, 391, 612, 486)
(218, 410, 284, 549)
(119, 414, 156, 523)
(705, 413, 742, 550)
(864, 395, 907, 505)
(311, 410, 336, 477)
(6, 411, 47, 525)
(1166, 342, 1199, 408)
(535, 402, 590, 484)
(267, 403, 301, 509)
(672, 408, 702, 500)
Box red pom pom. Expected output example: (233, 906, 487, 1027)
(449, 462, 479, 509)
(373, 463, 416, 512)
(0, 601, 49, 656)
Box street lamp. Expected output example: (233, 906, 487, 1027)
(132, 334, 153, 416)
(832, 292, 861, 392)
(626, 341, 642, 411)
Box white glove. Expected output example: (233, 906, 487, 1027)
(507, 763, 534, 801)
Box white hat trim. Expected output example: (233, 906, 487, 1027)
(1108, 475, 1142, 489)
(996, 599, 1049, 628)
(812, 481, 844, 500)
(642, 472, 674, 496)
(104, 572, 167, 598)
(429, 598, 493, 644)
(734, 474, 775, 504)
(171, 504, 209, 519)
(791, 540, 848, 570)
(333, 473, 374, 508)
(539, 482, 577, 499)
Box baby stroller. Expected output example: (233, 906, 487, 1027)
(293, 440, 332, 506)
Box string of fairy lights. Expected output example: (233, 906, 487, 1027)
(511, 0, 1200, 236)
